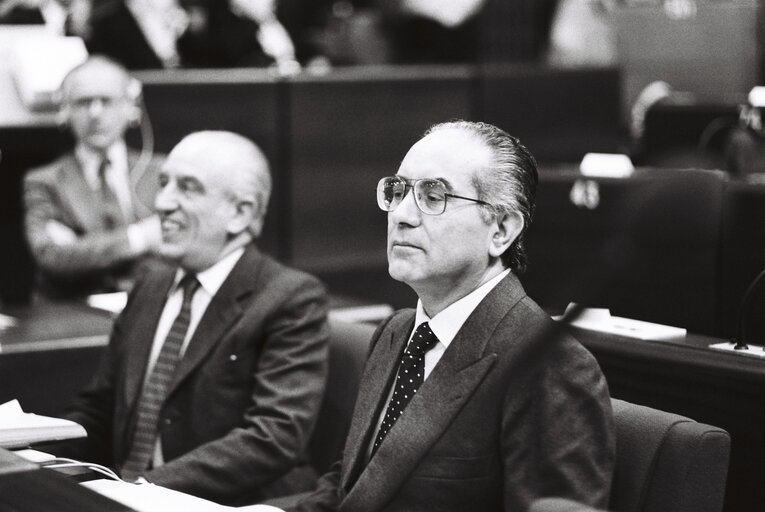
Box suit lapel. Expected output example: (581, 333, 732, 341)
(166, 245, 262, 397)
(340, 313, 414, 492)
(124, 270, 176, 409)
(342, 274, 526, 512)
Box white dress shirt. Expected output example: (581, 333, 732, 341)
(75, 142, 134, 221)
(145, 247, 245, 465)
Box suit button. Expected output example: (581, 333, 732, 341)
(164, 418, 172, 425)
(229, 354, 238, 361)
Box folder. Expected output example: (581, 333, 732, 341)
(0, 400, 86, 449)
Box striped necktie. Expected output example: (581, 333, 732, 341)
(97, 157, 127, 230)
(120, 274, 200, 481)
(372, 321, 439, 455)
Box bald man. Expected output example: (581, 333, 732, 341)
(57, 131, 330, 505)
(23, 55, 165, 300)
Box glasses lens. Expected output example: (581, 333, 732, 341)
(414, 180, 447, 215)
(377, 177, 406, 211)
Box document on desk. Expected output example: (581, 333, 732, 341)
(0, 399, 86, 449)
(82, 480, 236, 512)
(557, 305, 687, 340)
(87, 291, 128, 314)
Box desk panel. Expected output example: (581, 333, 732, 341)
(479, 65, 626, 163)
(0, 303, 113, 416)
(286, 65, 475, 274)
(525, 167, 725, 335)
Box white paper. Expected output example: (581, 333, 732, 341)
(87, 291, 128, 314)
(82, 479, 237, 512)
(557, 305, 687, 340)
(0, 399, 86, 448)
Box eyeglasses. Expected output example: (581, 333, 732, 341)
(376, 176, 491, 216)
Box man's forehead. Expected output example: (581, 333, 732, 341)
(399, 130, 488, 181)
(64, 65, 128, 97)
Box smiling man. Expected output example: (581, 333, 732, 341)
(57, 131, 330, 505)
(286, 120, 615, 512)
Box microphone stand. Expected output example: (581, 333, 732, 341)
(732, 267, 765, 350)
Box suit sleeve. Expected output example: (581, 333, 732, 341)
(55, 288, 141, 465)
(23, 170, 143, 275)
(501, 338, 616, 511)
(145, 273, 330, 503)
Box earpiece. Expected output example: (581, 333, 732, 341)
(126, 77, 142, 102)
(126, 78, 143, 127)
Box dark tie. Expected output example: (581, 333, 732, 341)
(120, 274, 200, 481)
(372, 322, 439, 454)
(97, 158, 126, 230)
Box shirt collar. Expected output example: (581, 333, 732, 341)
(75, 141, 128, 186)
(171, 247, 246, 298)
(414, 268, 511, 349)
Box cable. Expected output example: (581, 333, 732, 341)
(43, 457, 125, 482)
(129, 95, 156, 187)
(697, 116, 737, 153)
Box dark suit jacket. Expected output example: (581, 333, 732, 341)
(291, 272, 615, 512)
(23, 149, 164, 299)
(60, 243, 330, 505)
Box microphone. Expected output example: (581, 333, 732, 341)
(731, 267, 765, 350)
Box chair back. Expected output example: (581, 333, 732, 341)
(307, 316, 376, 474)
(609, 398, 730, 512)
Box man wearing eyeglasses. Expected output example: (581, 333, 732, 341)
(282, 120, 615, 512)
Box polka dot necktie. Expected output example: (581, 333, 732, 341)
(372, 321, 439, 454)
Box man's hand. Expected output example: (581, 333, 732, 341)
(128, 215, 163, 255)
(45, 220, 77, 245)
(229, 0, 276, 23)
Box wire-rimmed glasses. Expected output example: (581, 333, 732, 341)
(376, 175, 490, 216)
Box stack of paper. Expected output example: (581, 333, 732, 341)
(557, 305, 687, 341)
(0, 400, 86, 449)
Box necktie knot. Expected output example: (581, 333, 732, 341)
(406, 322, 439, 358)
(178, 273, 200, 301)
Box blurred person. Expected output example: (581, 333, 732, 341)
(23, 55, 164, 301)
(86, 0, 299, 71)
(378, 0, 486, 63)
(272, 120, 614, 512)
(0, 0, 90, 37)
(57, 130, 330, 505)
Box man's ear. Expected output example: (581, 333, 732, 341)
(488, 211, 523, 258)
(227, 200, 255, 235)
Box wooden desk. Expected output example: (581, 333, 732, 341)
(570, 325, 765, 512)
(0, 303, 113, 416)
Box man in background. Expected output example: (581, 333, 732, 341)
(86, 0, 298, 71)
(23, 55, 164, 300)
(58, 130, 329, 505)
(284, 120, 614, 511)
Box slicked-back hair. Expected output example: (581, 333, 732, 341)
(424, 120, 538, 273)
